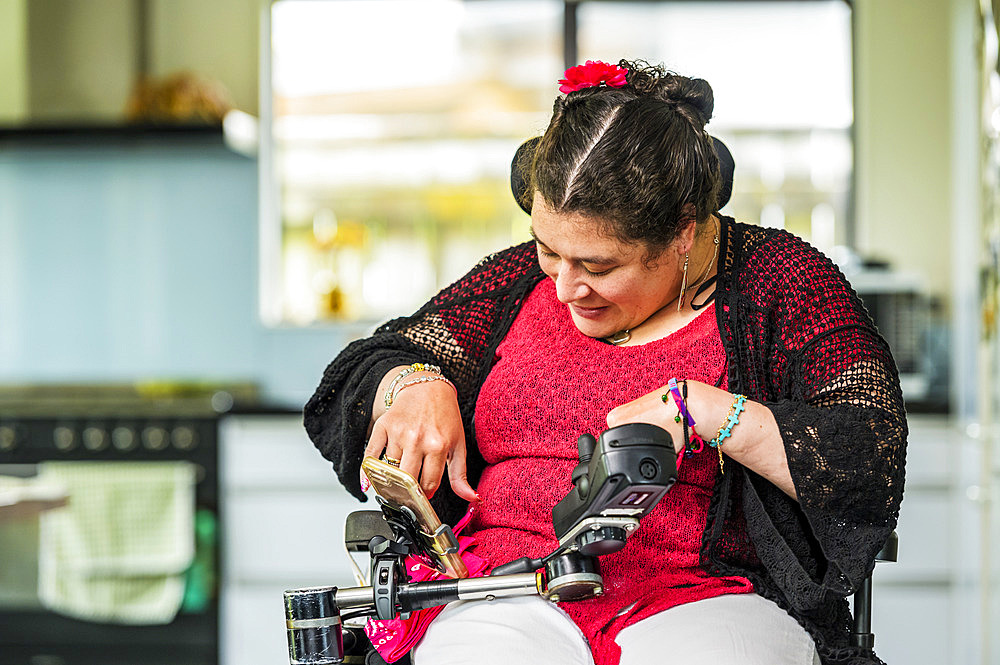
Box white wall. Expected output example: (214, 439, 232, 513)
(25, 0, 137, 122)
(854, 0, 958, 306)
(1, 0, 260, 122)
(0, 0, 28, 124)
(149, 0, 261, 116)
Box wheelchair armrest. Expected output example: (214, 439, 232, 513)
(874, 530, 898, 563)
(345, 510, 394, 552)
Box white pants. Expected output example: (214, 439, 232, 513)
(411, 594, 821, 665)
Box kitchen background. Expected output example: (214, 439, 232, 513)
(0, 0, 998, 664)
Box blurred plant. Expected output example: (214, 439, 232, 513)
(125, 71, 234, 124)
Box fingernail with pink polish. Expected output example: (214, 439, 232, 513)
(360, 473, 370, 493)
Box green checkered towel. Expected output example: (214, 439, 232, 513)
(36, 461, 196, 624)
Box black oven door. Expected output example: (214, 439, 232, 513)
(0, 417, 220, 665)
(0, 611, 218, 665)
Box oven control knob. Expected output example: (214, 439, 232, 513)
(171, 425, 198, 451)
(82, 426, 109, 452)
(0, 424, 19, 451)
(112, 426, 138, 452)
(54, 426, 78, 452)
(142, 426, 169, 451)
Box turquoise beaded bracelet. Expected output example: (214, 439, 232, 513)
(709, 394, 747, 473)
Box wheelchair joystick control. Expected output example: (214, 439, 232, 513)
(577, 433, 597, 463)
(573, 433, 597, 498)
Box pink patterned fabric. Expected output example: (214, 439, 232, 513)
(469, 278, 752, 665)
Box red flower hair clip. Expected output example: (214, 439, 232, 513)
(558, 60, 629, 94)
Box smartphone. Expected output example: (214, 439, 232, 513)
(361, 456, 469, 579)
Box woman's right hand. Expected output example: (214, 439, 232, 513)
(364, 369, 479, 502)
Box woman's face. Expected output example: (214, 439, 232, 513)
(530, 193, 686, 339)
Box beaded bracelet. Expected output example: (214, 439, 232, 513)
(662, 378, 705, 453)
(390, 375, 457, 405)
(384, 363, 443, 409)
(680, 379, 704, 458)
(709, 394, 747, 474)
(679, 380, 699, 459)
(680, 381, 691, 460)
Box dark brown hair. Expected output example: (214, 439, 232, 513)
(523, 60, 721, 252)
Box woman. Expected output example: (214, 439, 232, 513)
(304, 60, 906, 665)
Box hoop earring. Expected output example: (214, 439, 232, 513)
(678, 253, 690, 312)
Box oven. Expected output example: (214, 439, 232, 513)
(0, 384, 254, 665)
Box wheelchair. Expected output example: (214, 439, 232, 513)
(283, 424, 898, 665)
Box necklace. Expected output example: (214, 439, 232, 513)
(604, 218, 720, 346)
(606, 329, 631, 345)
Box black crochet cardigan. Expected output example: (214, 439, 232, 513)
(304, 216, 907, 665)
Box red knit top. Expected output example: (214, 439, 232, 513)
(471, 277, 753, 665)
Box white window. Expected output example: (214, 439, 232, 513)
(263, 0, 852, 325)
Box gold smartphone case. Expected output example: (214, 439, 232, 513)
(361, 456, 469, 579)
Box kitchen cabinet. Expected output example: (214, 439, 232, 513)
(866, 415, 984, 665)
(219, 413, 361, 665)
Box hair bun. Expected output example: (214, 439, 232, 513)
(621, 60, 714, 128)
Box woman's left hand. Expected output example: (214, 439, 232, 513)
(607, 379, 797, 498)
(605, 381, 716, 455)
